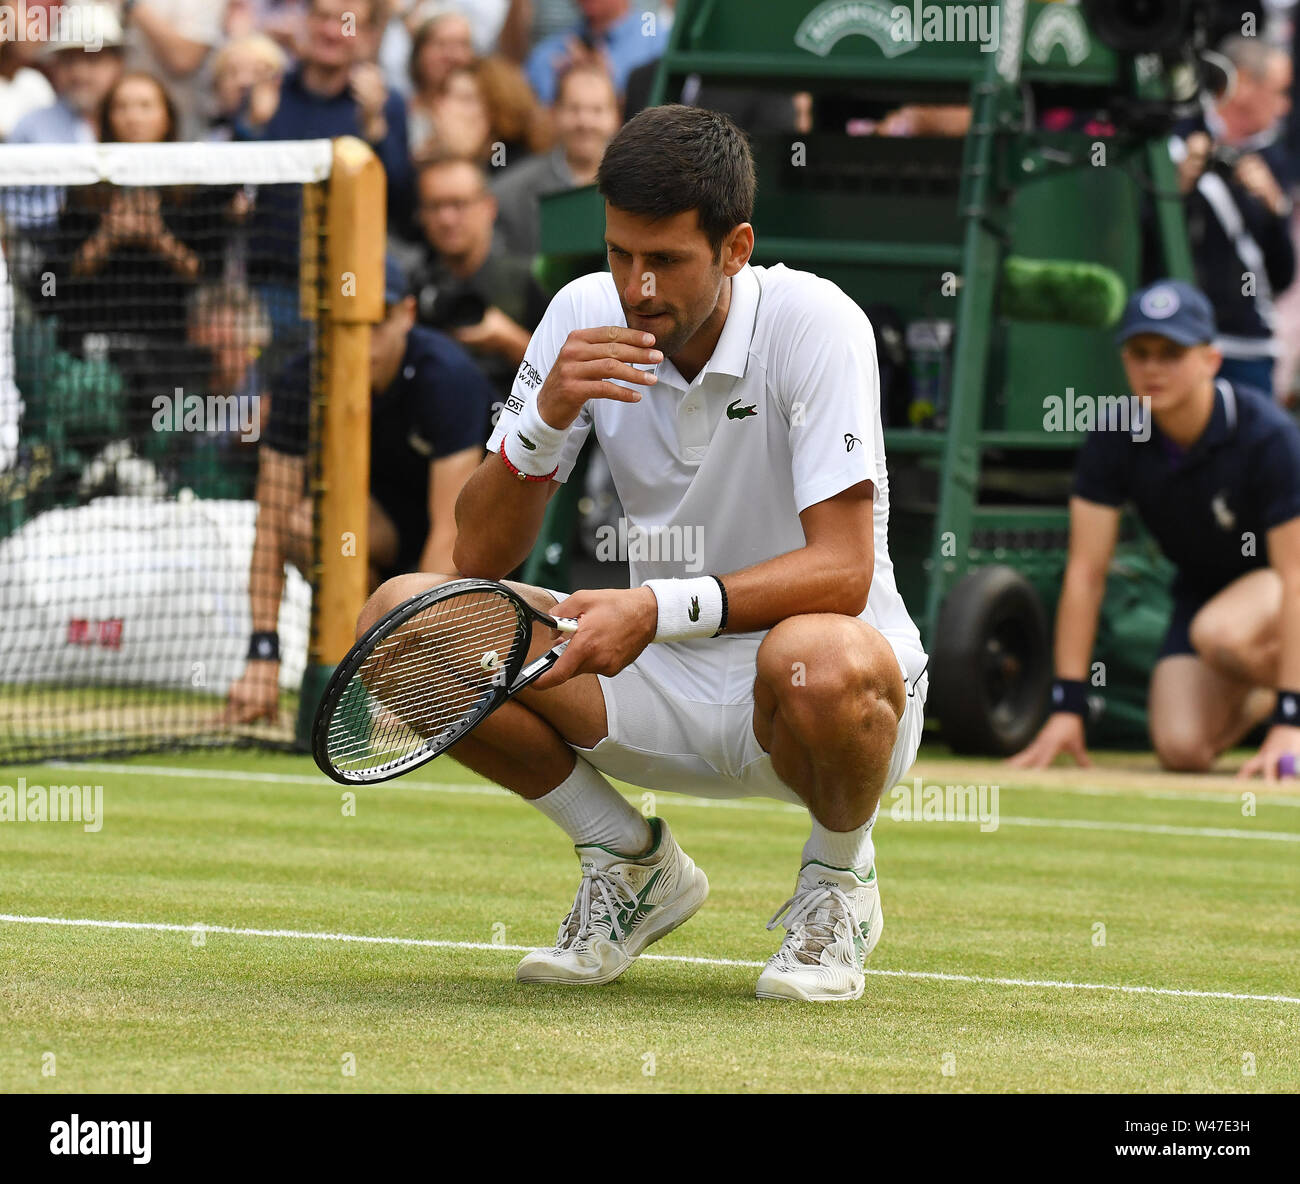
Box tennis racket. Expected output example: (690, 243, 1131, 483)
(312, 577, 578, 784)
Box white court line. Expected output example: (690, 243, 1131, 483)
(1026, 783, 1300, 808)
(42, 762, 1300, 841)
(994, 816, 1300, 842)
(2, 912, 1297, 1006)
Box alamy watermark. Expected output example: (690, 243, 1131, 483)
(0, 5, 115, 51)
(50, 1115, 150, 1164)
(594, 517, 704, 573)
(1043, 390, 1151, 441)
(892, 2, 1000, 52)
(152, 388, 261, 443)
(0, 777, 103, 832)
(889, 776, 999, 832)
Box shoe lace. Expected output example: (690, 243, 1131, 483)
(765, 884, 856, 966)
(555, 866, 640, 948)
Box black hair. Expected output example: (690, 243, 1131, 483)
(597, 104, 755, 258)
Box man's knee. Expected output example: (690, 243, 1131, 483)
(356, 571, 454, 640)
(756, 615, 904, 742)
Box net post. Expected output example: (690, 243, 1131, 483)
(297, 136, 385, 748)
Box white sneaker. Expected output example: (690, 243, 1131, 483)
(516, 817, 709, 986)
(755, 861, 882, 1002)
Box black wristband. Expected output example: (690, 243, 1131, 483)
(1050, 678, 1089, 717)
(1273, 690, 1300, 726)
(712, 575, 729, 636)
(248, 631, 280, 661)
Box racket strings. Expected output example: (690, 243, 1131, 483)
(326, 591, 526, 774)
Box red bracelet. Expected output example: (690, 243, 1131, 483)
(498, 438, 558, 482)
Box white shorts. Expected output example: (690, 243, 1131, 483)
(547, 592, 928, 805)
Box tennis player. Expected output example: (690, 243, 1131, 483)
(359, 105, 928, 1001)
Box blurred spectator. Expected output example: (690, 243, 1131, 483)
(623, 58, 798, 135)
(181, 282, 270, 494)
(8, 4, 123, 146)
(406, 10, 476, 156)
(52, 73, 229, 358)
(0, 10, 56, 141)
(209, 33, 287, 141)
(118, 1, 228, 141)
(96, 67, 180, 142)
(410, 153, 547, 402)
(474, 54, 552, 167)
(411, 63, 491, 162)
(236, 0, 412, 226)
(226, 258, 496, 722)
(525, 0, 663, 105)
(491, 62, 616, 258)
(1173, 36, 1294, 395)
(237, 0, 413, 347)
(187, 282, 269, 432)
(382, 1, 509, 91)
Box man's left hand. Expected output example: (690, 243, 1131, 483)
(1237, 723, 1300, 780)
(529, 586, 659, 690)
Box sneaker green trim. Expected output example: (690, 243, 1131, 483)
(800, 858, 875, 885)
(576, 816, 663, 861)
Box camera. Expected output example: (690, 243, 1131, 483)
(414, 280, 487, 331)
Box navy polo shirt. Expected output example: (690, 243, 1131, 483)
(1073, 379, 1300, 596)
(265, 325, 495, 571)
(237, 64, 414, 280)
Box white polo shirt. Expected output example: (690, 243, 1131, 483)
(487, 262, 926, 688)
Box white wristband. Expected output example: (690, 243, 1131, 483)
(644, 577, 724, 642)
(502, 398, 569, 477)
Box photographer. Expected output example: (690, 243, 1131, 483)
(225, 258, 495, 724)
(1172, 36, 1294, 395)
(410, 153, 548, 405)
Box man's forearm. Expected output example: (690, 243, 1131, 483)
(248, 514, 288, 634)
(712, 546, 870, 634)
(1054, 560, 1107, 679)
(452, 452, 554, 577)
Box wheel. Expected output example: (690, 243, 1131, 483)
(929, 565, 1051, 755)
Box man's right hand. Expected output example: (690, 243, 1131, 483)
(225, 659, 281, 724)
(535, 327, 663, 430)
(1006, 711, 1092, 769)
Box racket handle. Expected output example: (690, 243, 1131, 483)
(553, 617, 579, 633)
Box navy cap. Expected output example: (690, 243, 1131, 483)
(384, 255, 411, 306)
(1114, 280, 1216, 347)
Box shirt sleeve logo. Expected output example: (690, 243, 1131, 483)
(517, 361, 543, 390)
(844, 432, 862, 452)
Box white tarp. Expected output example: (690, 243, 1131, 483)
(0, 497, 310, 694)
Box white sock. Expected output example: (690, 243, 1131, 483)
(802, 808, 877, 874)
(530, 756, 653, 854)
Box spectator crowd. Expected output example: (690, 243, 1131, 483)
(5, 0, 1300, 537)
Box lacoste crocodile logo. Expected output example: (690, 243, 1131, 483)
(727, 399, 757, 420)
(517, 433, 537, 451)
(688, 596, 700, 622)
